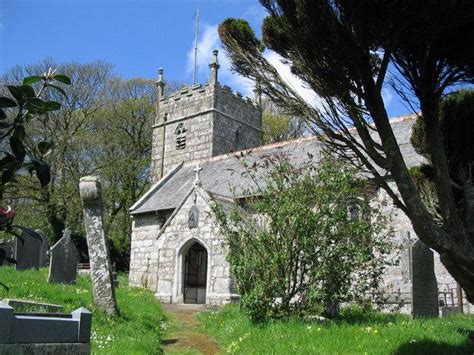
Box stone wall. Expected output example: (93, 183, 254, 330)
(155, 188, 237, 305)
(212, 85, 262, 156)
(150, 83, 262, 183)
(129, 213, 160, 290)
(375, 184, 473, 315)
(151, 84, 215, 182)
(130, 187, 237, 305)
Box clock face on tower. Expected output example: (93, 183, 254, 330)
(188, 206, 199, 229)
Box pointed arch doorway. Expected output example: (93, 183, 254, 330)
(183, 241, 208, 304)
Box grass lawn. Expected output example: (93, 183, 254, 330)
(199, 305, 474, 354)
(0, 266, 166, 354)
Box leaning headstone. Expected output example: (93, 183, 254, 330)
(48, 229, 79, 284)
(35, 230, 49, 267)
(79, 176, 118, 316)
(411, 239, 439, 318)
(15, 230, 41, 270)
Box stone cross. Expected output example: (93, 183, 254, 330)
(15, 230, 42, 270)
(193, 163, 203, 187)
(79, 176, 118, 316)
(48, 229, 79, 284)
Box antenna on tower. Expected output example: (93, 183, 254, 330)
(192, 7, 200, 85)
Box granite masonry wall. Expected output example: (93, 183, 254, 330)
(375, 183, 473, 315)
(212, 85, 262, 156)
(129, 188, 237, 305)
(150, 84, 215, 182)
(129, 214, 160, 291)
(150, 83, 262, 183)
(155, 189, 237, 305)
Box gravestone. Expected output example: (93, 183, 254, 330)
(15, 230, 41, 270)
(0, 239, 14, 266)
(79, 176, 118, 316)
(411, 240, 439, 318)
(35, 229, 49, 267)
(48, 229, 79, 284)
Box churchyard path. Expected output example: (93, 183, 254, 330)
(162, 304, 221, 354)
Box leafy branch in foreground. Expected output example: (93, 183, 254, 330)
(0, 69, 71, 273)
(212, 153, 393, 322)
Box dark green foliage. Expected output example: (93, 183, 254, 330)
(411, 90, 474, 180)
(410, 90, 474, 222)
(212, 154, 393, 322)
(0, 71, 70, 198)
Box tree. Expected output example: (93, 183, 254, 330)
(261, 99, 306, 143)
(2, 60, 184, 268)
(218, 1, 474, 302)
(0, 69, 70, 280)
(212, 154, 392, 322)
(410, 90, 474, 234)
(2, 60, 114, 248)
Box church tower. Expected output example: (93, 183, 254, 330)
(150, 50, 263, 183)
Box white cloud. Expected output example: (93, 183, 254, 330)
(263, 51, 322, 108)
(185, 23, 255, 97)
(185, 23, 324, 109)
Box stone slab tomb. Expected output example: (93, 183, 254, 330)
(48, 229, 79, 284)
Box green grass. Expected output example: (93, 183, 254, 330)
(199, 305, 474, 354)
(0, 267, 166, 354)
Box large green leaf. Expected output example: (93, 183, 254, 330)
(0, 97, 17, 108)
(37, 141, 52, 155)
(6, 86, 21, 101)
(43, 101, 61, 111)
(52, 74, 71, 85)
(23, 76, 43, 85)
(6, 85, 35, 101)
(46, 84, 67, 97)
(10, 136, 26, 162)
(29, 158, 51, 187)
(13, 125, 26, 141)
(25, 97, 46, 113)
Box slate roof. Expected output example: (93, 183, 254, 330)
(130, 115, 423, 215)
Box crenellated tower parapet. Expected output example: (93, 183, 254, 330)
(150, 50, 263, 182)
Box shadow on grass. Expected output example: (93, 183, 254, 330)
(334, 306, 406, 326)
(394, 338, 474, 355)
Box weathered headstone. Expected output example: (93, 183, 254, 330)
(48, 229, 79, 284)
(0, 239, 14, 266)
(35, 229, 49, 267)
(411, 239, 439, 318)
(79, 176, 118, 316)
(15, 230, 41, 270)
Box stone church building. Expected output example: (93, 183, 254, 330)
(128, 51, 472, 314)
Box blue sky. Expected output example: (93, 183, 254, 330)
(1, 0, 409, 117)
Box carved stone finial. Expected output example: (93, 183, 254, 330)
(156, 68, 165, 99)
(209, 50, 220, 85)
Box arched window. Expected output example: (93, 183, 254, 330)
(175, 123, 186, 150)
